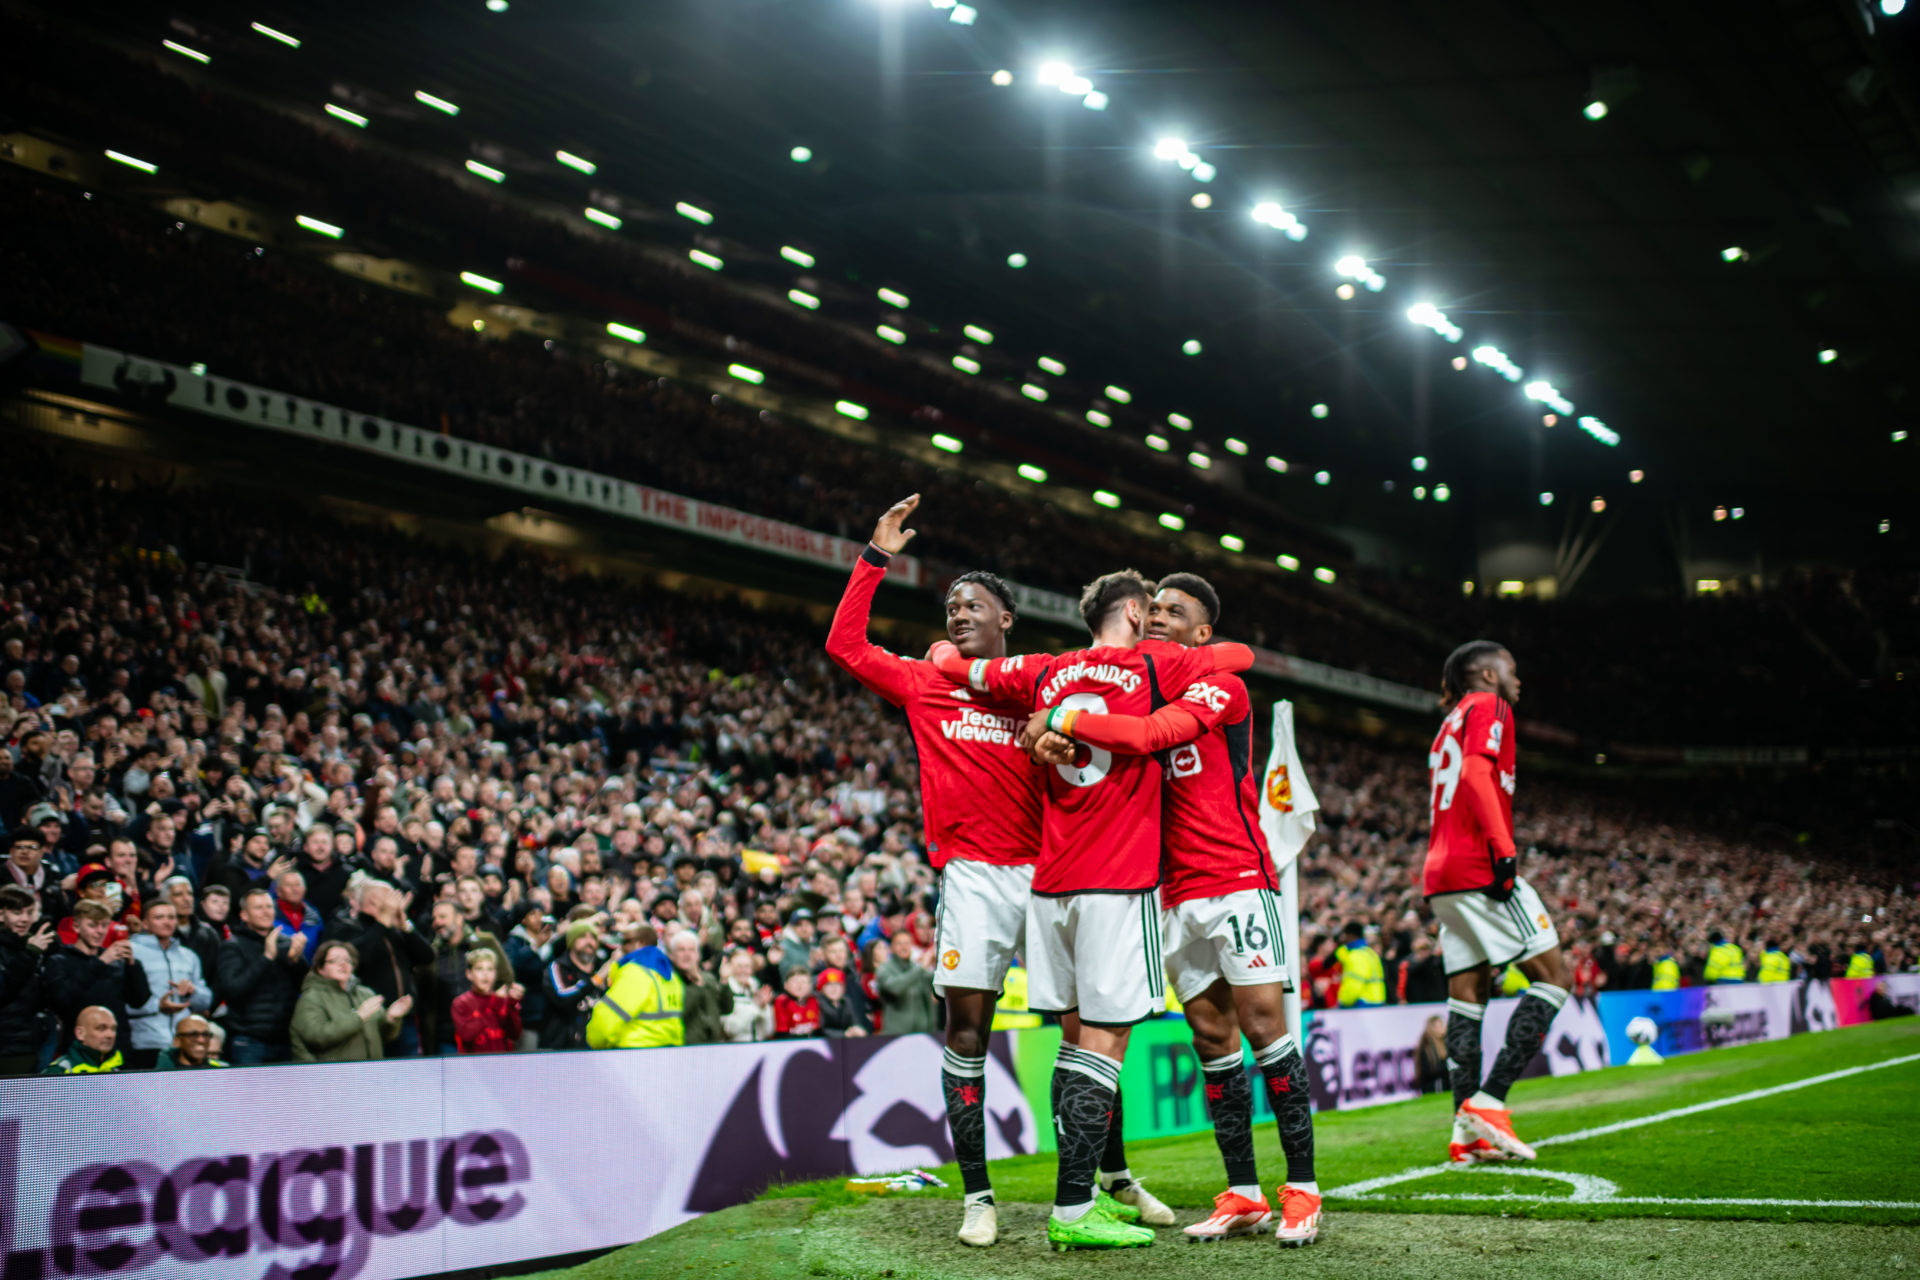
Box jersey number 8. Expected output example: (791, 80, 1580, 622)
(1053, 692, 1111, 788)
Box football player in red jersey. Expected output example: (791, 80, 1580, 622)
(1029, 575, 1320, 1246)
(1425, 641, 1573, 1164)
(931, 570, 1254, 1250)
(828, 496, 1145, 1247)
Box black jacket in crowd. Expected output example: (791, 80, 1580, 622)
(42, 941, 151, 1052)
(213, 923, 305, 1043)
(0, 930, 49, 1057)
(540, 955, 599, 1050)
(353, 916, 434, 1005)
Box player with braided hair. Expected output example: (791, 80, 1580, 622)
(1427, 641, 1574, 1165)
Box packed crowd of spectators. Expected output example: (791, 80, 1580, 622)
(0, 458, 1910, 1075)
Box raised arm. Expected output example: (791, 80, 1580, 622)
(824, 497, 925, 706)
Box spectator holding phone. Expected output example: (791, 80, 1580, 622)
(0, 884, 56, 1073)
(126, 899, 212, 1068)
(42, 899, 149, 1057)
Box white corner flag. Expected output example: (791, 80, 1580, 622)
(1258, 701, 1320, 1045)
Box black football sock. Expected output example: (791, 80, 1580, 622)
(941, 1047, 991, 1200)
(1200, 1051, 1258, 1189)
(1097, 1086, 1132, 1189)
(1446, 998, 1486, 1112)
(1052, 1045, 1121, 1217)
(1255, 1035, 1315, 1187)
(1483, 984, 1568, 1102)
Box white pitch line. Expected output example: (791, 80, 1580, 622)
(1533, 1050, 1920, 1149)
(1387, 1193, 1920, 1210)
(1327, 1050, 1920, 1203)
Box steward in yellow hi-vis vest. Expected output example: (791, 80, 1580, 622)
(587, 946, 685, 1049)
(1846, 951, 1876, 979)
(1335, 927, 1385, 1007)
(1703, 933, 1747, 984)
(1758, 945, 1791, 984)
(1651, 955, 1680, 990)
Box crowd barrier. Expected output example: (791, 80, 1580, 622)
(5, 975, 1912, 1279)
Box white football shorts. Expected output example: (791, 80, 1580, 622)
(1163, 887, 1293, 1004)
(1025, 890, 1166, 1026)
(1429, 877, 1559, 976)
(932, 858, 1033, 997)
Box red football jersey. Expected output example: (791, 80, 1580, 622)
(957, 639, 1252, 895)
(1159, 674, 1276, 908)
(826, 548, 1042, 869)
(1423, 690, 1517, 896)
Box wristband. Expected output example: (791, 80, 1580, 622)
(967, 658, 989, 692)
(1046, 706, 1080, 738)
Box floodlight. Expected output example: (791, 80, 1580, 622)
(788, 289, 820, 310)
(1060, 76, 1093, 97)
(163, 39, 210, 63)
(1539, 492, 1554, 506)
(1038, 356, 1066, 375)
(950, 5, 976, 25)
(1590, 497, 1606, 513)
(1093, 490, 1121, 508)
(688, 249, 724, 270)
(415, 90, 460, 116)
(325, 104, 368, 127)
(606, 323, 645, 344)
(460, 271, 503, 294)
(1038, 62, 1072, 86)
(676, 202, 713, 225)
(1007, 252, 1028, 268)
(1191, 193, 1213, 209)
(295, 215, 343, 239)
(1192, 162, 1216, 181)
(1168, 413, 1193, 430)
(1277, 555, 1300, 571)
(1084, 92, 1109, 111)
(1018, 464, 1048, 483)
(1818, 348, 1837, 364)
(465, 160, 505, 183)
(1265, 456, 1288, 473)
(951, 355, 981, 374)
(1434, 484, 1451, 502)
(1020, 383, 1048, 402)
(790, 146, 812, 163)
(1311, 403, 1329, 419)
(1145, 434, 1169, 452)
(1314, 470, 1330, 485)
(584, 207, 622, 230)
(1154, 138, 1187, 161)
(1104, 385, 1131, 403)
(1220, 534, 1244, 552)
(877, 287, 911, 308)
(1225, 438, 1247, 455)
(105, 150, 158, 173)
(780, 246, 815, 268)
(1187, 451, 1211, 469)
(1158, 513, 1185, 531)
(991, 69, 1014, 86)
(836, 401, 869, 420)
(1314, 567, 1337, 584)
(931, 434, 964, 453)
(556, 151, 596, 175)
(1412, 456, 1428, 471)
(963, 324, 994, 344)
(1181, 338, 1203, 356)
(876, 325, 906, 344)
(1086, 409, 1111, 427)
(250, 22, 300, 47)
(1583, 101, 1608, 120)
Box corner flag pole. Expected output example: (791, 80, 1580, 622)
(1257, 701, 1320, 1049)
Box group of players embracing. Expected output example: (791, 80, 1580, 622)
(827, 494, 1572, 1253)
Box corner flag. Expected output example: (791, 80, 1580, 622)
(1258, 701, 1319, 1046)
(1258, 700, 1320, 868)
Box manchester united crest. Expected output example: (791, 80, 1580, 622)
(942, 949, 961, 970)
(1266, 764, 1294, 812)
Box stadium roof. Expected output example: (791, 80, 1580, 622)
(140, 0, 1920, 545)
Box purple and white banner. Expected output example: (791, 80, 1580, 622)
(0, 1035, 1036, 1280)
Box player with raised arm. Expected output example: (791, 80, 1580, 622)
(931, 570, 1255, 1251)
(1426, 641, 1574, 1164)
(828, 494, 1107, 1249)
(1027, 574, 1321, 1247)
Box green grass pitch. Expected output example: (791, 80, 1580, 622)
(540, 1019, 1920, 1279)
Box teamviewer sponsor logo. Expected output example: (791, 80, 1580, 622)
(0, 1120, 528, 1280)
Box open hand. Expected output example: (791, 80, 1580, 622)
(870, 494, 920, 555)
(389, 994, 415, 1020)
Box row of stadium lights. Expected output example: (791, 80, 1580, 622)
(133, 19, 1899, 555)
(133, 18, 1350, 577)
